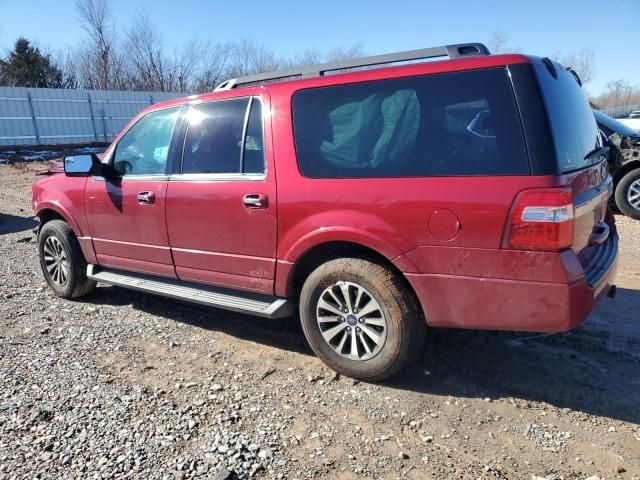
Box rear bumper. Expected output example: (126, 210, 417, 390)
(405, 234, 618, 333)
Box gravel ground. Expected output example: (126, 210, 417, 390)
(1, 161, 639, 480)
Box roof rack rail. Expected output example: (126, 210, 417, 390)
(214, 42, 490, 91)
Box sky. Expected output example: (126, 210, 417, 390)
(0, 0, 638, 96)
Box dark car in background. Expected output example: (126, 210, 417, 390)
(594, 110, 640, 219)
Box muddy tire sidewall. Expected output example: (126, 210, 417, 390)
(299, 258, 424, 381)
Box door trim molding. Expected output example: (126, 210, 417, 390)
(168, 173, 266, 182)
(91, 175, 171, 182)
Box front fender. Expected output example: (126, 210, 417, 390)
(34, 201, 83, 236)
(32, 175, 88, 237)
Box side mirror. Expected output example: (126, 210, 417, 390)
(63, 154, 101, 177)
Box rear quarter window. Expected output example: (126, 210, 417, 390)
(292, 68, 529, 178)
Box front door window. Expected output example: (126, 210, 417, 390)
(112, 107, 180, 176)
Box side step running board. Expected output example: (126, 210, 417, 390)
(87, 265, 293, 319)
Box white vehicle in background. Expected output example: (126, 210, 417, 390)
(617, 116, 640, 132)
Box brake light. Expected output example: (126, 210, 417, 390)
(505, 188, 574, 251)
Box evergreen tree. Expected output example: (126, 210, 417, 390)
(0, 38, 63, 88)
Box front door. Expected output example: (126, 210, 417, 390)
(85, 106, 181, 277)
(166, 96, 278, 294)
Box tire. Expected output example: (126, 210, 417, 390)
(614, 168, 640, 220)
(299, 258, 425, 381)
(38, 220, 96, 299)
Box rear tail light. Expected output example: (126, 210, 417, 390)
(504, 188, 574, 251)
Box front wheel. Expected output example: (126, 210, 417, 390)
(38, 220, 96, 299)
(299, 258, 425, 381)
(614, 168, 640, 220)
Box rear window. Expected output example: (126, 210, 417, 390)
(292, 68, 529, 178)
(534, 61, 601, 173)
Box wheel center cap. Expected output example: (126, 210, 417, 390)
(346, 314, 358, 326)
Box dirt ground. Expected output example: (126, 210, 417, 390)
(0, 160, 638, 480)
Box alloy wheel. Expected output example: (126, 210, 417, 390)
(315, 281, 387, 361)
(627, 178, 640, 211)
(43, 236, 70, 287)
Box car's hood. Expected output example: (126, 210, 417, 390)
(35, 160, 64, 176)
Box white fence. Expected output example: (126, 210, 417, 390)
(600, 104, 640, 120)
(0, 87, 184, 147)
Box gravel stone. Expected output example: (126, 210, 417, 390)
(0, 160, 639, 478)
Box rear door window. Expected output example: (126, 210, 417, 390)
(242, 99, 265, 174)
(182, 98, 248, 174)
(181, 98, 265, 175)
(292, 68, 529, 178)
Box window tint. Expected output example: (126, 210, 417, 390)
(242, 100, 265, 174)
(292, 68, 529, 178)
(534, 61, 601, 173)
(182, 99, 249, 174)
(113, 107, 179, 176)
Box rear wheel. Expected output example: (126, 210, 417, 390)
(614, 168, 640, 220)
(38, 220, 96, 299)
(299, 258, 425, 381)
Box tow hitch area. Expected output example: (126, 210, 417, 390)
(607, 284, 617, 299)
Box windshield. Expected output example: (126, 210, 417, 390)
(534, 60, 601, 173)
(593, 109, 639, 137)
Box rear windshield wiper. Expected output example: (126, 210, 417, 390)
(584, 145, 609, 164)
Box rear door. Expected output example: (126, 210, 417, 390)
(533, 60, 614, 280)
(165, 96, 278, 294)
(85, 106, 181, 277)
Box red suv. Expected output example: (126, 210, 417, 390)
(32, 43, 618, 380)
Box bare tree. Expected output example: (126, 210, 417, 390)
(53, 49, 80, 89)
(325, 44, 365, 62)
(282, 44, 365, 70)
(287, 48, 324, 68)
(194, 43, 368, 93)
(172, 39, 202, 93)
(124, 13, 213, 93)
(487, 29, 519, 54)
(223, 40, 282, 79)
(75, 0, 125, 89)
(597, 79, 638, 108)
(555, 49, 596, 85)
(125, 12, 169, 91)
(192, 43, 232, 93)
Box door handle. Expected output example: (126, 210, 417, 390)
(137, 191, 155, 204)
(243, 193, 268, 209)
